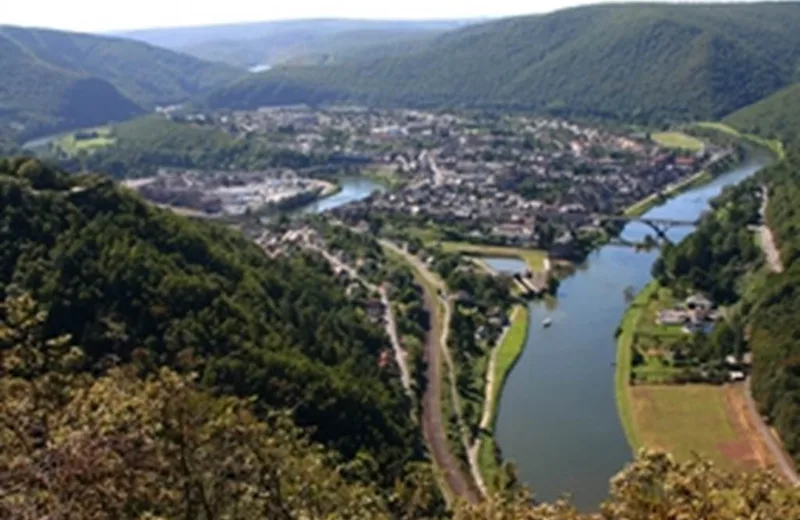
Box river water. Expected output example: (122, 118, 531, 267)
(490, 152, 770, 510)
(301, 176, 385, 214)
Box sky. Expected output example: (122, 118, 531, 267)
(2, 0, 755, 33)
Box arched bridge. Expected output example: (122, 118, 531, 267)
(543, 213, 699, 243)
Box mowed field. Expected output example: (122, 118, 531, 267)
(652, 131, 705, 152)
(630, 384, 774, 471)
(56, 127, 115, 154)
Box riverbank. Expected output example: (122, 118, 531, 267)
(477, 304, 530, 487)
(615, 283, 782, 472)
(615, 281, 656, 451)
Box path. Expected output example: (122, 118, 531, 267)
(476, 306, 521, 432)
(306, 243, 414, 399)
(757, 186, 784, 273)
(380, 240, 482, 504)
(744, 379, 799, 485)
(466, 305, 522, 495)
(380, 286, 413, 394)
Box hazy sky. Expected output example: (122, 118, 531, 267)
(2, 0, 754, 33)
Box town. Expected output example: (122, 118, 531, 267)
(157, 105, 734, 257)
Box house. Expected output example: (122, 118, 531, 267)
(365, 300, 385, 323)
(378, 349, 393, 369)
(682, 320, 713, 335)
(658, 309, 689, 326)
(729, 371, 746, 382)
(686, 293, 713, 311)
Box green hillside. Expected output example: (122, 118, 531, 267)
(0, 156, 418, 486)
(0, 26, 242, 139)
(724, 83, 800, 147)
(54, 115, 323, 178)
(206, 3, 800, 122)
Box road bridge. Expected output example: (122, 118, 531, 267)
(543, 212, 699, 243)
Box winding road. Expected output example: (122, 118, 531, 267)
(749, 186, 797, 484)
(744, 379, 799, 485)
(758, 186, 784, 274)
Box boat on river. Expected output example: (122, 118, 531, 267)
(542, 317, 552, 328)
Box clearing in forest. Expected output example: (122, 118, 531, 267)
(652, 131, 705, 152)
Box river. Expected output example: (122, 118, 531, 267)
(486, 151, 770, 510)
(301, 176, 385, 214)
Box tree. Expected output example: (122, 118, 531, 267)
(623, 285, 637, 304)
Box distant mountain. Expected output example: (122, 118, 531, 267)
(0, 26, 242, 139)
(724, 83, 800, 147)
(117, 18, 475, 50)
(181, 27, 445, 69)
(118, 19, 474, 69)
(205, 4, 800, 123)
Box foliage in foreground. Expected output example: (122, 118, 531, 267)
(2, 291, 799, 519)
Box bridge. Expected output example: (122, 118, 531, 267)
(542, 212, 699, 243)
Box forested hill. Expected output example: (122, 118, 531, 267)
(725, 84, 800, 148)
(118, 18, 473, 57)
(206, 3, 800, 122)
(0, 157, 418, 487)
(0, 26, 242, 139)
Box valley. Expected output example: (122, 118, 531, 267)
(2, 2, 800, 518)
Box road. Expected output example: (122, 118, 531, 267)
(379, 286, 413, 394)
(758, 186, 784, 273)
(306, 243, 414, 399)
(744, 379, 799, 485)
(380, 240, 482, 504)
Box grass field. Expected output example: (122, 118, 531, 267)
(478, 305, 529, 486)
(618, 282, 774, 471)
(55, 127, 115, 154)
(630, 384, 772, 471)
(652, 131, 705, 152)
(440, 242, 548, 272)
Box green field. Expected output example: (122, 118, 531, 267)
(630, 385, 750, 471)
(617, 283, 770, 471)
(440, 242, 548, 272)
(652, 131, 705, 152)
(56, 127, 115, 154)
(478, 305, 529, 486)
